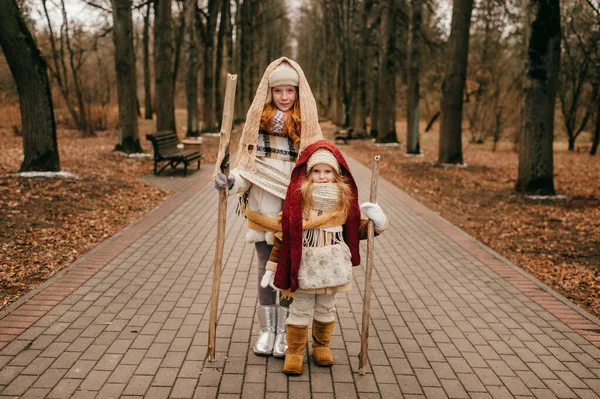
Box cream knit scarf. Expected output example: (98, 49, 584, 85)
(311, 183, 339, 213)
(303, 183, 344, 247)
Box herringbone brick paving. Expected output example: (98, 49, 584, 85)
(0, 153, 599, 398)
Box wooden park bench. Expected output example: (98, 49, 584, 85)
(146, 130, 201, 176)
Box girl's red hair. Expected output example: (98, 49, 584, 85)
(259, 96, 302, 143)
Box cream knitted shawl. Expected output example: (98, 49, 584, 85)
(233, 57, 323, 172)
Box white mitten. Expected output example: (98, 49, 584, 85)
(360, 202, 387, 229)
(260, 270, 279, 290)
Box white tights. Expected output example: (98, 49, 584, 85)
(287, 292, 336, 326)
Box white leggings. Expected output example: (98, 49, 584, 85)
(287, 292, 337, 326)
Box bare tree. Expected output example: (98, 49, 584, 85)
(406, 0, 423, 154)
(201, 0, 221, 132)
(516, 0, 561, 195)
(557, 0, 597, 151)
(0, 0, 60, 171)
(171, 3, 186, 101)
(437, 0, 474, 164)
(215, 0, 232, 124)
(184, 0, 199, 136)
(348, 0, 375, 134)
(143, 1, 153, 120)
(154, 0, 175, 132)
(592, 84, 600, 155)
(42, 0, 95, 137)
(111, 0, 141, 153)
(372, 0, 399, 143)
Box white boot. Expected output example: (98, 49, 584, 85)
(272, 305, 288, 358)
(253, 305, 276, 356)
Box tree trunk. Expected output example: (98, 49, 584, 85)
(406, 0, 423, 154)
(215, 0, 231, 125)
(201, 0, 221, 132)
(590, 85, 599, 155)
(373, 0, 398, 143)
(184, 0, 199, 136)
(143, 2, 153, 120)
(60, 0, 94, 137)
(348, 0, 369, 132)
(437, 0, 474, 164)
(154, 0, 175, 132)
(0, 0, 60, 171)
(172, 8, 186, 100)
(111, 0, 142, 153)
(516, 0, 560, 195)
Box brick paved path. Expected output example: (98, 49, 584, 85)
(1, 155, 600, 398)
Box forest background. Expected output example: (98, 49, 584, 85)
(0, 0, 599, 320)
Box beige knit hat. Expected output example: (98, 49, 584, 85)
(306, 148, 340, 174)
(266, 63, 299, 104)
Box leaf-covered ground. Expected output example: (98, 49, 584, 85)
(0, 116, 223, 311)
(335, 122, 600, 318)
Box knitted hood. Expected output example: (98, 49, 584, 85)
(274, 140, 361, 293)
(233, 57, 323, 173)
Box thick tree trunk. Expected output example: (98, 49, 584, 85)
(172, 9, 186, 100)
(201, 0, 221, 132)
(591, 110, 599, 155)
(516, 0, 560, 195)
(406, 0, 423, 154)
(348, 3, 369, 133)
(233, 0, 244, 120)
(590, 84, 599, 155)
(370, 59, 380, 137)
(437, 0, 474, 164)
(154, 0, 175, 132)
(143, 2, 153, 120)
(215, 0, 231, 125)
(373, 0, 398, 143)
(111, 0, 141, 153)
(0, 0, 60, 171)
(184, 0, 199, 136)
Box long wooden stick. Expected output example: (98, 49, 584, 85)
(359, 155, 381, 374)
(208, 73, 237, 361)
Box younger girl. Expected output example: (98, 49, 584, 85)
(261, 140, 388, 375)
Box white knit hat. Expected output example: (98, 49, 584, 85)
(307, 148, 340, 174)
(266, 63, 299, 104)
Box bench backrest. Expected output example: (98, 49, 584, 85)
(146, 130, 179, 155)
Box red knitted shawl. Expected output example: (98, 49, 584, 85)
(273, 140, 361, 293)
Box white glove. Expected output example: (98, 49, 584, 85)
(260, 270, 279, 290)
(360, 202, 387, 229)
(214, 172, 234, 190)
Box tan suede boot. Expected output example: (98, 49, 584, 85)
(312, 320, 335, 366)
(283, 324, 307, 375)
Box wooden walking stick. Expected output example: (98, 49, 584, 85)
(358, 155, 381, 375)
(208, 73, 237, 361)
